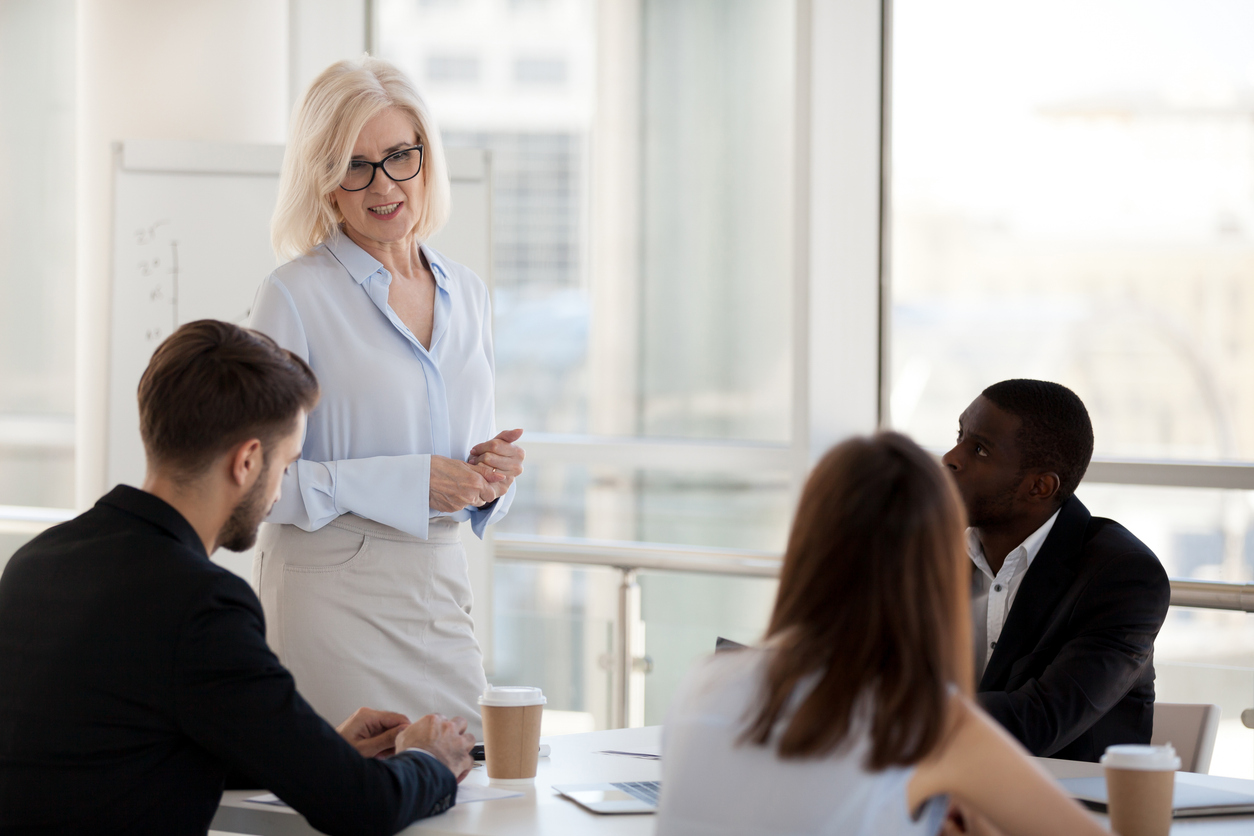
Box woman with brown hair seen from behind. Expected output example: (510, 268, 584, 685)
(657, 433, 1106, 836)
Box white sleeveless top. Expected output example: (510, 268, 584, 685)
(657, 649, 948, 836)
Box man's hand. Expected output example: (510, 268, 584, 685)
(429, 455, 504, 512)
(396, 713, 476, 782)
(468, 429, 524, 504)
(337, 707, 411, 758)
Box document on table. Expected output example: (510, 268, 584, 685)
(457, 784, 524, 803)
(245, 784, 523, 809)
(597, 749, 661, 760)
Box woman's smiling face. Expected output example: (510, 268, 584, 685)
(332, 106, 426, 249)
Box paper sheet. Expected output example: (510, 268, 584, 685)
(457, 783, 525, 803)
(597, 749, 661, 760)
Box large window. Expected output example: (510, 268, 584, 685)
(375, 0, 799, 729)
(891, 0, 1254, 776)
(891, 0, 1254, 465)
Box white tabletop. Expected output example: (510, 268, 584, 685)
(214, 726, 663, 836)
(213, 726, 1254, 835)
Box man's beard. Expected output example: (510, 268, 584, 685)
(965, 478, 1019, 529)
(219, 464, 272, 552)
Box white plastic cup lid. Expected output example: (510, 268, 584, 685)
(479, 685, 547, 707)
(1101, 744, 1181, 771)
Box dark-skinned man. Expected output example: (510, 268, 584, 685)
(0, 321, 475, 835)
(941, 379, 1170, 762)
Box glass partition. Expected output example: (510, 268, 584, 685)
(491, 559, 618, 731)
(1156, 609, 1254, 779)
(493, 462, 792, 550)
(638, 570, 777, 726)
(1076, 484, 1253, 581)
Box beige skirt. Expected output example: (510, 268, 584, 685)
(253, 515, 487, 738)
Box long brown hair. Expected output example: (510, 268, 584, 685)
(742, 432, 972, 769)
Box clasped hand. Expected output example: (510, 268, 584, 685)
(337, 707, 476, 782)
(428, 429, 525, 512)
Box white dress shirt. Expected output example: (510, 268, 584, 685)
(249, 231, 514, 540)
(968, 509, 1061, 681)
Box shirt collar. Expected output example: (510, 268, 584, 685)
(966, 507, 1062, 579)
(324, 228, 451, 291)
(420, 243, 451, 290)
(96, 484, 208, 558)
(324, 228, 384, 286)
(1019, 507, 1062, 567)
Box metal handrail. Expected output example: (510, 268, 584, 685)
(495, 533, 1254, 613)
(1167, 580, 1254, 613)
(2, 513, 1249, 611)
(495, 532, 1254, 727)
(494, 533, 783, 577)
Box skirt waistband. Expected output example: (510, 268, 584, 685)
(327, 514, 461, 544)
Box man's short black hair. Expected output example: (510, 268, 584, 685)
(980, 379, 1094, 505)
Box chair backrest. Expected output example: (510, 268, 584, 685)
(1151, 702, 1221, 773)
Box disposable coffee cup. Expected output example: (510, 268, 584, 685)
(479, 685, 546, 785)
(1101, 744, 1180, 836)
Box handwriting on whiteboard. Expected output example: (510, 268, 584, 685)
(133, 221, 180, 343)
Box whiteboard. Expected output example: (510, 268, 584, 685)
(106, 140, 492, 490)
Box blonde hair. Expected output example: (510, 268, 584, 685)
(272, 55, 451, 260)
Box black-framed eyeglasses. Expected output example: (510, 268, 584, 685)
(339, 145, 424, 192)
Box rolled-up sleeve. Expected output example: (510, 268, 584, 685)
(272, 455, 434, 540)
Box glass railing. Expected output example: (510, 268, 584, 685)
(493, 534, 1254, 779)
(1156, 607, 1254, 778)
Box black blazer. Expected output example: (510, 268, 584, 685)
(977, 495, 1171, 761)
(0, 486, 456, 836)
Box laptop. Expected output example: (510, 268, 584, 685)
(553, 781, 661, 814)
(1060, 776, 1254, 818)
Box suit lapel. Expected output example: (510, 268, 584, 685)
(978, 496, 1091, 691)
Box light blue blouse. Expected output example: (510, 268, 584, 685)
(248, 231, 514, 540)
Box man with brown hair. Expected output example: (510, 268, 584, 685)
(0, 321, 474, 835)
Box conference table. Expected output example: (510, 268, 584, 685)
(212, 726, 1254, 835)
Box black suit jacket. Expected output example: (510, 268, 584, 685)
(976, 495, 1171, 761)
(0, 486, 457, 836)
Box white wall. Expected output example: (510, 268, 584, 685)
(289, 0, 367, 106)
(74, 0, 374, 507)
(75, 0, 289, 506)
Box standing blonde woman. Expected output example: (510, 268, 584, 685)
(249, 56, 524, 737)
